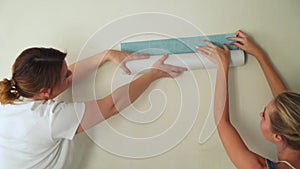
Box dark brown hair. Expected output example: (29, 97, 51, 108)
(0, 47, 66, 104)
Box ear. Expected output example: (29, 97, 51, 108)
(39, 88, 52, 99)
(274, 133, 283, 143)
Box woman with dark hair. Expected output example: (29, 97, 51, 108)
(0, 48, 187, 168)
(196, 30, 299, 169)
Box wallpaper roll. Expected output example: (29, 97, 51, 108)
(121, 34, 245, 74)
(121, 34, 239, 55)
(125, 50, 245, 74)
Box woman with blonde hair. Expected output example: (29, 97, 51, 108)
(196, 30, 300, 169)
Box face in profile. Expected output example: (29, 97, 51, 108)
(259, 100, 276, 143)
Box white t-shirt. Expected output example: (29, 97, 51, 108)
(0, 99, 85, 169)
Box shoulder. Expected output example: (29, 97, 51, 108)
(47, 100, 85, 115)
(28, 100, 84, 115)
(236, 153, 269, 169)
(1, 99, 85, 117)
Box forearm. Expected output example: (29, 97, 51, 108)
(111, 71, 161, 113)
(112, 54, 187, 110)
(255, 53, 287, 97)
(215, 65, 230, 125)
(77, 71, 161, 133)
(68, 50, 109, 83)
(229, 30, 287, 97)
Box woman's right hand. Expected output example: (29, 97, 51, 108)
(148, 54, 188, 79)
(227, 30, 266, 59)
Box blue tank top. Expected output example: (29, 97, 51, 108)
(266, 159, 277, 169)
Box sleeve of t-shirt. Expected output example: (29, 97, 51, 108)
(49, 101, 85, 140)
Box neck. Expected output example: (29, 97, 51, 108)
(277, 145, 300, 168)
(32, 95, 48, 101)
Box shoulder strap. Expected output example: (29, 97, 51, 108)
(266, 159, 277, 169)
(279, 160, 296, 169)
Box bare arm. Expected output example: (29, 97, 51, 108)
(76, 54, 187, 133)
(196, 41, 265, 169)
(68, 50, 149, 86)
(228, 30, 287, 97)
(68, 50, 111, 81)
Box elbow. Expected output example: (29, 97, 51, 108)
(96, 97, 120, 120)
(110, 105, 120, 117)
(99, 105, 120, 120)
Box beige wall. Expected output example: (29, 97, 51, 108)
(1, 0, 299, 168)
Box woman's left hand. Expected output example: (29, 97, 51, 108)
(105, 50, 150, 75)
(196, 41, 230, 69)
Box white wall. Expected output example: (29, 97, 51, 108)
(1, 0, 299, 168)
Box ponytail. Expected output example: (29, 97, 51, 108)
(0, 78, 20, 105)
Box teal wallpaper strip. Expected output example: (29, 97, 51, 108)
(121, 33, 237, 55)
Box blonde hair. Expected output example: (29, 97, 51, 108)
(270, 92, 300, 150)
(0, 47, 66, 105)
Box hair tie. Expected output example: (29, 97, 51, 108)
(10, 79, 16, 86)
(10, 79, 19, 96)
